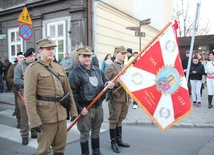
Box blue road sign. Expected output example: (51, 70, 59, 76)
(19, 23, 32, 40)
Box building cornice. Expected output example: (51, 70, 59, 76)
(0, 0, 63, 15)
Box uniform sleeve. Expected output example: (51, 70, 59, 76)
(14, 64, 24, 86)
(68, 69, 83, 114)
(24, 66, 42, 128)
(101, 69, 109, 84)
(105, 65, 120, 87)
(62, 68, 78, 117)
(6, 65, 14, 85)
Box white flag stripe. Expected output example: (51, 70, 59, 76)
(153, 94, 175, 129)
(160, 26, 179, 66)
(120, 66, 156, 92)
(180, 76, 188, 90)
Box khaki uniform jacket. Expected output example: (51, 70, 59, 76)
(24, 59, 78, 128)
(7, 64, 17, 93)
(105, 61, 129, 102)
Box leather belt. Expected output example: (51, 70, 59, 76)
(37, 95, 63, 102)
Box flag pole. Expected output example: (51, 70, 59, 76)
(185, 2, 201, 82)
(67, 21, 172, 132)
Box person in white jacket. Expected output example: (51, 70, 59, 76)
(205, 52, 214, 108)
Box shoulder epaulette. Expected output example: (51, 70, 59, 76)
(29, 62, 37, 67)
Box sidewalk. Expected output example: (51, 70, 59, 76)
(0, 88, 214, 128)
(1, 89, 214, 155)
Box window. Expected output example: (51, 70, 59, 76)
(47, 21, 66, 61)
(8, 28, 23, 62)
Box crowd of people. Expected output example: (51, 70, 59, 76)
(1, 37, 140, 155)
(182, 50, 214, 109)
(2, 38, 214, 155)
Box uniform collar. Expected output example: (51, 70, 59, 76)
(114, 61, 123, 67)
(38, 58, 53, 68)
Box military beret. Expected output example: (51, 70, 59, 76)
(24, 48, 35, 57)
(36, 37, 57, 49)
(17, 52, 23, 56)
(114, 46, 127, 53)
(77, 47, 93, 55)
(126, 48, 133, 54)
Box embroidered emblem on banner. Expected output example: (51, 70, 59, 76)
(156, 66, 180, 94)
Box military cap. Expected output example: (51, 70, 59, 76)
(77, 47, 93, 55)
(24, 48, 35, 57)
(36, 37, 57, 49)
(114, 46, 127, 53)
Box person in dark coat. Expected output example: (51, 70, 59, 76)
(3, 58, 12, 91)
(189, 56, 205, 107)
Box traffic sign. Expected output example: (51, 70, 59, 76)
(140, 18, 151, 26)
(135, 31, 146, 37)
(19, 23, 33, 40)
(126, 26, 140, 31)
(17, 7, 32, 25)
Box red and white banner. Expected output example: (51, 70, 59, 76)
(120, 22, 192, 131)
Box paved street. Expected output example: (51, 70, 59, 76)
(0, 87, 214, 154)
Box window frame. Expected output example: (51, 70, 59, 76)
(7, 27, 23, 63)
(44, 16, 71, 62)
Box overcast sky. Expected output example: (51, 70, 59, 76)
(185, 0, 214, 34)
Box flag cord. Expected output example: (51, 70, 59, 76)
(67, 21, 172, 132)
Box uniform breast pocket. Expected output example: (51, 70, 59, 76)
(39, 72, 51, 78)
(58, 72, 65, 78)
(38, 72, 52, 87)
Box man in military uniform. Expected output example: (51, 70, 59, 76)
(69, 47, 114, 155)
(7, 52, 24, 128)
(105, 46, 132, 153)
(14, 48, 37, 145)
(24, 38, 78, 155)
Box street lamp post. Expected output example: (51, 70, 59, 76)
(126, 18, 151, 51)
